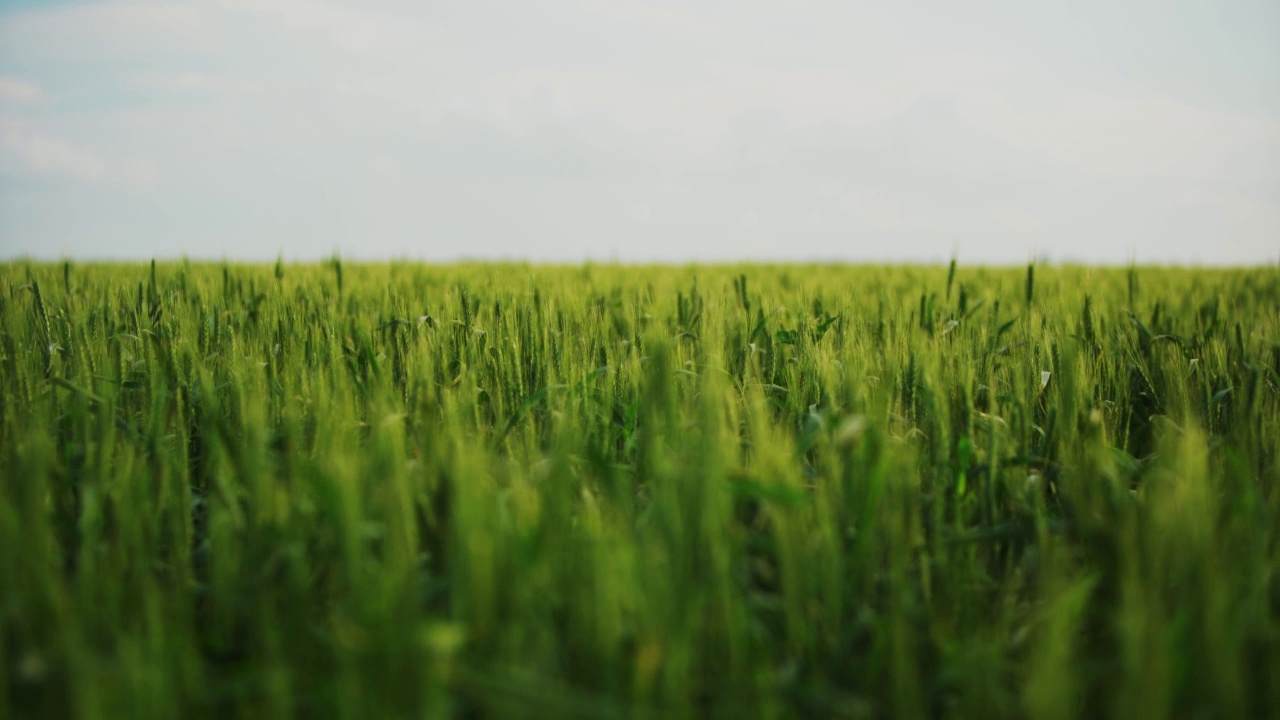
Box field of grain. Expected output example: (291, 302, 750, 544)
(2, 261, 1277, 718)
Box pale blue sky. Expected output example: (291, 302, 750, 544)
(1, 0, 1277, 263)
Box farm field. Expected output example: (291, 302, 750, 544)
(1, 261, 1278, 718)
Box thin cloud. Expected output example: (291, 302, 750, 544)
(840, 191, 932, 232)
(0, 115, 104, 183)
(0, 76, 44, 104)
(130, 70, 259, 96)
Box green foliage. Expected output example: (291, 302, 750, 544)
(1, 261, 1277, 719)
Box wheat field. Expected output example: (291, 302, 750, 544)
(2, 260, 1277, 718)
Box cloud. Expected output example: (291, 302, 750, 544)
(991, 207, 1042, 235)
(130, 71, 258, 96)
(0, 76, 44, 104)
(366, 153, 403, 182)
(0, 1, 216, 58)
(840, 191, 932, 231)
(0, 115, 104, 183)
(655, 180, 691, 195)
(0, 112, 159, 188)
(576, 0, 722, 39)
(971, 88, 1280, 181)
(216, 0, 439, 53)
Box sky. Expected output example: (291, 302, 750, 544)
(1, 0, 1278, 264)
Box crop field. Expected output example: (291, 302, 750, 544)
(1, 261, 1278, 719)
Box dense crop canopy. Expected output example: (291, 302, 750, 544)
(1, 261, 1278, 718)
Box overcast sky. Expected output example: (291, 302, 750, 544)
(1, 0, 1277, 264)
